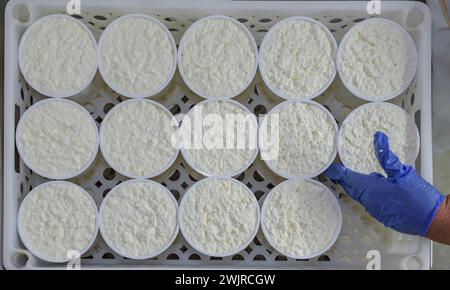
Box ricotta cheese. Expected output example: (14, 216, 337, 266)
(99, 15, 176, 97)
(262, 179, 341, 258)
(100, 100, 178, 178)
(260, 17, 336, 99)
(179, 16, 257, 98)
(338, 19, 417, 100)
(181, 100, 258, 177)
(18, 181, 98, 262)
(260, 101, 337, 178)
(16, 99, 98, 179)
(179, 178, 259, 256)
(100, 179, 178, 258)
(338, 102, 419, 174)
(19, 15, 97, 97)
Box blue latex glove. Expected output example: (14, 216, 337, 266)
(325, 131, 444, 236)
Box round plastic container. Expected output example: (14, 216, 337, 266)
(18, 14, 98, 98)
(337, 102, 420, 174)
(98, 14, 177, 98)
(16, 98, 99, 180)
(180, 99, 259, 178)
(258, 99, 338, 179)
(337, 18, 418, 102)
(99, 179, 179, 260)
(17, 181, 99, 263)
(178, 177, 260, 257)
(99, 99, 179, 179)
(178, 15, 258, 99)
(260, 178, 342, 260)
(259, 16, 337, 100)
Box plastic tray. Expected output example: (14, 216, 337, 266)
(3, 0, 432, 269)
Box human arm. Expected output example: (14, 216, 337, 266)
(426, 195, 450, 244)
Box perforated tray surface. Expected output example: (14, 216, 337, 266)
(3, 0, 432, 269)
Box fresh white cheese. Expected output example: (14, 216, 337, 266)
(338, 19, 417, 100)
(338, 102, 419, 174)
(18, 181, 98, 262)
(260, 18, 336, 99)
(181, 100, 258, 177)
(99, 15, 175, 97)
(261, 101, 337, 178)
(17, 99, 98, 179)
(100, 180, 178, 258)
(179, 16, 256, 98)
(20, 15, 97, 96)
(179, 178, 259, 256)
(262, 179, 340, 258)
(100, 100, 178, 178)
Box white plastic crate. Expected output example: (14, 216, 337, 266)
(3, 0, 432, 269)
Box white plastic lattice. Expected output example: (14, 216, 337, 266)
(3, 0, 432, 269)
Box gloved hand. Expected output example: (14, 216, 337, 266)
(325, 131, 444, 236)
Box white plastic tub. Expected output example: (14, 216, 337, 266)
(259, 16, 337, 100)
(17, 181, 99, 263)
(178, 177, 260, 257)
(178, 15, 258, 99)
(15, 98, 99, 180)
(18, 14, 98, 99)
(98, 14, 177, 99)
(99, 179, 179, 260)
(4, 0, 432, 270)
(180, 99, 259, 178)
(259, 99, 338, 179)
(337, 101, 420, 174)
(99, 99, 179, 179)
(337, 18, 418, 102)
(260, 178, 342, 260)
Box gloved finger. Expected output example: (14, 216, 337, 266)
(324, 163, 347, 182)
(369, 172, 385, 178)
(324, 164, 365, 201)
(374, 131, 407, 178)
(324, 163, 368, 201)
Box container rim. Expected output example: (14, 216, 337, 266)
(336, 17, 418, 102)
(258, 99, 338, 179)
(98, 178, 179, 260)
(17, 181, 99, 263)
(179, 98, 259, 178)
(260, 178, 343, 260)
(337, 101, 421, 174)
(258, 16, 338, 101)
(178, 15, 259, 100)
(178, 177, 260, 257)
(97, 13, 178, 99)
(99, 98, 180, 179)
(15, 98, 99, 180)
(18, 13, 98, 98)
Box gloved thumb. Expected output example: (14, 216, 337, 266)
(374, 131, 408, 178)
(324, 163, 369, 201)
